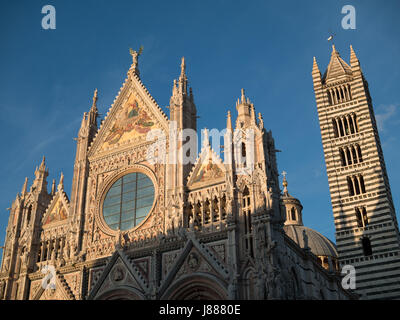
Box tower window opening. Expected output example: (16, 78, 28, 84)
(333, 119, 339, 137)
(359, 175, 366, 193)
(327, 90, 332, 105)
(344, 117, 350, 135)
(362, 237, 373, 256)
(349, 117, 355, 134)
(338, 118, 345, 136)
(291, 207, 296, 221)
(362, 207, 369, 226)
(355, 207, 369, 228)
(357, 145, 363, 162)
(355, 208, 363, 227)
(346, 147, 352, 165)
(352, 146, 358, 164)
(354, 177, 360, 195)
(347, 177, 355, 196)
(339, 148, 346, 166)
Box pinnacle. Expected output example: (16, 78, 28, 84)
(227, 111, 232, 131)
(180, 57, 186, 77)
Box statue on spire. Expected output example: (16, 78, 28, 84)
(129, 45, 143, 76)
(282, 171, 288, 195)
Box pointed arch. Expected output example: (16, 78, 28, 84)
(162, 274, 227, 300)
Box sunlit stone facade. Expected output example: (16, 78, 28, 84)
(0, 49, 356, 300)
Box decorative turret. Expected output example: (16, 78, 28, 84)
(21, 177, 28, 196)
(169, 57, 197, 131)
(71, 89, 100, 248)
(281, 172, 303, 226)
(281, 172, 339, 272)
(349, 45, 362, 75)
(78, 89, 99, 142)
(31, 156, 49, 195)
(235, 89, 255, 129)
(226, 110, 232, 132)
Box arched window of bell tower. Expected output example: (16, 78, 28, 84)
(291, 207, 296, 221)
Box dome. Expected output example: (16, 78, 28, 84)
(284, 224, 338, 258)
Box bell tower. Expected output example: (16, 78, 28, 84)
(312, 45, 400, 299)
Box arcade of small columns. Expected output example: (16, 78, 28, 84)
(185, 183, 261, 259)
(186, 190, 228, 232)
(35, 231, 76, 265)
(347, 174, 366, 196)
(332, 113, 358, 137)
(339, 144, 363, 166)
(326, 84, 352, 105)
(36, 237, 67, 263)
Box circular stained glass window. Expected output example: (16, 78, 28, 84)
(102, 172, 155, 231)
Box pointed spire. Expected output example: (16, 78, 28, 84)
(324, 44, 352, 83)
(172, 79, 177, 95)
(331, 44, 338, 56)
(51, 179, 56, 195)
(250, 104, 256, 123)
(39, 156, 46, 171)
(33, 156, 49, 194)
(312, 56, 320, 72)
(90, 88, 99, 117)
(282, 171, 288, 195)
(178, 57, 188, 95)
(21, 177, 28, 195)
(58, 172, 64, 191)
(350, 44, 360, 67)
(180, 57, 186, 78)
(241, 88, 246, 104)
(92, 88, 98, 109)
(227, 111, 232, 131)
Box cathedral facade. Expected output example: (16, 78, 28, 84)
(0, 46, 389, 300)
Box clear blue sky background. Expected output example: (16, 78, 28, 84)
(1, 0, 399, 259)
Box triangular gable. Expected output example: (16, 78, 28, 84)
(32, 273, 75, 300)
(42, 189, 70, 227)
(158, 233, 229, 298)
(88, 71, 169, 158)
(187, 144, 225, 187)
(88, 248, 149, 300)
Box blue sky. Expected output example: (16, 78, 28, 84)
(1, 0, 400, 258)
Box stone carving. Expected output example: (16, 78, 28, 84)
(187, 253, 200, 271)
(111, 265, 125, 283)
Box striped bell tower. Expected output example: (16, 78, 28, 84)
(312, 45, 400, 300)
